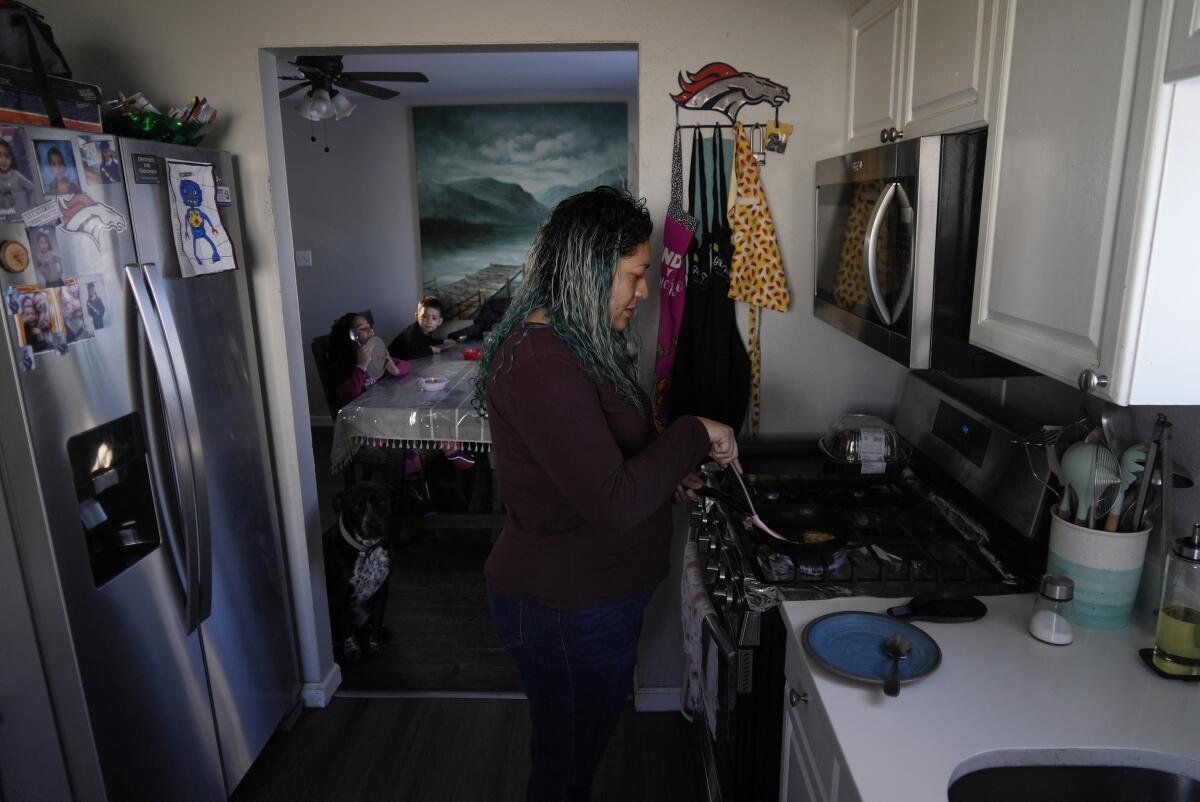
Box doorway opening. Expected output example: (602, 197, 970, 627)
(262, 44, 639, 693)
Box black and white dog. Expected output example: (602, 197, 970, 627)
(323, 482, 393, 662)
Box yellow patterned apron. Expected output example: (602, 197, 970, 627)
(727, 122, 789, 435)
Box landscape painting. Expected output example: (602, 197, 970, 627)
(413, 103, 629, 319)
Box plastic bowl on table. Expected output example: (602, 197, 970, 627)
(461, 347, 483, 361)
(418, 376, 448, 392)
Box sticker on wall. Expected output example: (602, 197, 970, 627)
(0, 126, 39, 221)
(79, 135, 124, 185)
(32, 139, 82, 196)
(76, 272, 110, 331)
(5, 285, 18, 314)
(166, 160, 236, 277)
(57, 193, 127, 251)
(214, 183, 231, 207)
(13, 284, 62, 355)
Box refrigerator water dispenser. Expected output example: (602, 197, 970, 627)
(67, 413, 161, 586)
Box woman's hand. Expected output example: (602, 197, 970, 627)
(673, 472, 703, 504)
(383, 357, 400, 376)
(356, 344, 369, 369)
(695, 416, 741, 471)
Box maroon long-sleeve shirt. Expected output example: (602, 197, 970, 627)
(484, 324, 711, 609)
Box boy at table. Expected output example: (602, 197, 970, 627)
(389, 296, 455, 359)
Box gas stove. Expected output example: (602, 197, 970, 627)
(695, 372, 1053, 605)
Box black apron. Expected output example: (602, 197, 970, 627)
(668, 127, 751, 433)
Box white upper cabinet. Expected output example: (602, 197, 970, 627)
(971, 0, 1200, 405)
(847, 0, 998, 150)
(848, 0, 904, 147)
(1166, 0, 1200, 81)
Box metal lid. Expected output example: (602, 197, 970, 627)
(1173, 524, 1200, 563)
(1039, 574, 1074, 601)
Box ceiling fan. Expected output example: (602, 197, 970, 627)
(279, 55, 428, 121)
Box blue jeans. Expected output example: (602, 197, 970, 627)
(486, 583, 653, 802)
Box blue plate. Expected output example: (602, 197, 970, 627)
(802, 611, 941, 686)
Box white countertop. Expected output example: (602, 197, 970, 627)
(780, 595, 1200, 802)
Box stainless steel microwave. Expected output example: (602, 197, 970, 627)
(813, 130, 1023, 376)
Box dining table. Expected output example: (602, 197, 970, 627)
(331, 344, 490, 473)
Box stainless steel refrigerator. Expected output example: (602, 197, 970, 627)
(0, 126, 299, 801)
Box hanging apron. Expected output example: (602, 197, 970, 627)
(652, 128, 699, 431)
(669, 127, 751, 433)
(727, 122, 790, 436)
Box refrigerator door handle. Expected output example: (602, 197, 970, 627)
(126, 263, 211, 632)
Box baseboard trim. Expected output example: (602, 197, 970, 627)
(337, 689, 527, 700)
(634, 686, 682, 712)
(301, 663, 342, 707)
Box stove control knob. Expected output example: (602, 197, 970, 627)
(706, 534, 721, 555)
(713, 585, 733, 607)
(704, 563, 720, 586)
(717, 564, 729, 583)
(697, 533, 711, 553)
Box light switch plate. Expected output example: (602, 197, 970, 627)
(295, 250, 313, 268)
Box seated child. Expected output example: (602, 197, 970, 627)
(328, 312, 410, 408)
(388, 296, 454, 359)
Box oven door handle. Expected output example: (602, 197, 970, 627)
(865, 181, 912, 326)
(702, 612, 737, 663)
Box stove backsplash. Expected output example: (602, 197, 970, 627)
(952, 372, 1200, 629)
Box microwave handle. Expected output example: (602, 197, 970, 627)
(865, 182, 899, 325)
(889, 184, 915, 322)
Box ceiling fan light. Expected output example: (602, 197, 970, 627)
(310, 88, 334, 118)
(294, 97, 323, 122)
(332, 92, 356, 120)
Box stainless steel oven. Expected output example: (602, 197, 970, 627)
(814, 130, 1023, 376)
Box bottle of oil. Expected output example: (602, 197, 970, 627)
(1152, 524, 1200, 677)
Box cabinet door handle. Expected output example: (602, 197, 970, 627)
(789, 688, 808, 706)
(1077, 370, 1110, 393)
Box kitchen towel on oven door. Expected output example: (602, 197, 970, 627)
(680, 540, 719, 737)
(727, 122, 789, 437)
(652, 128, 698, 432)
(669, 127, 751, 433)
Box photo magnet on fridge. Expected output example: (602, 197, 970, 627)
(76, 273, 109, 331)
(14, 284, 62, 354)
(59, 278, 94, 344)
(26, 224, 65, 287)
(33, 139, 82, 196)
(166, 160, 236, 277)
(79, 135, 123, 185)
(0, 127, 38, 221)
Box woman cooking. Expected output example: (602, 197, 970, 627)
(473, 186, 739, 801)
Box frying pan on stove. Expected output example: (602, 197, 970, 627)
(694, 486, 848, 553)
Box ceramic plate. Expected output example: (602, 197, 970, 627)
(801, 611, 941, 686)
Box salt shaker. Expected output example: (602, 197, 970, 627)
(1029, 574, 1074, 645)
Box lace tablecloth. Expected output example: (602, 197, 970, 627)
(331, 348, 490, 471)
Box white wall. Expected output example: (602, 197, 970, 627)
(45, 0, 906, 702)
(281, 100, 422, 421)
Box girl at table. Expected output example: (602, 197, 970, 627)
(328, 312, 410, 408)
(472, 186, 739, 802)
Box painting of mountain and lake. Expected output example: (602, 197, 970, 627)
(413, 103, 629, 318)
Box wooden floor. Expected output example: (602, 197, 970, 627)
(231, 698, 702, 802)
(341, 527, 522, 691)
(312, 426, 519, 692)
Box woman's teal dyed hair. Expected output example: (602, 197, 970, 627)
(471, 186, 652, 415)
